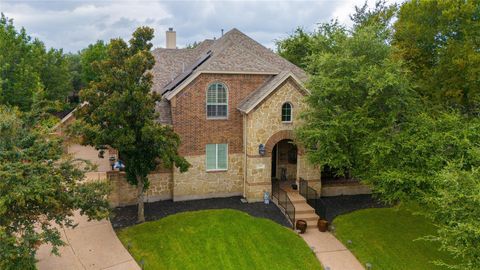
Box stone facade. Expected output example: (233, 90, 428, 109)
(108, 171, 173, 207)
(244, 78, 321, 201)
(172, 154, 244, 201)
(246, 79, 308, 155)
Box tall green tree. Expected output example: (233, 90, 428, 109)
(288, 1, 480, 268)
(0, 14, 73, 111)
(66, 53, 83, 95)
(296, 21, 416, 178)
(79, 40, 108, 84)
(393, 0, 480, 115)
(0, 14, 42, 110)
(39, 47, 72, 102)
(276, 22, 347, 71)
(74, 27, 189, 223)
(0, 105, 110, 269)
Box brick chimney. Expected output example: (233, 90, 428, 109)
(166, 27, 176, 49)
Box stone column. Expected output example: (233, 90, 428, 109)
(297, 155, 321, 195)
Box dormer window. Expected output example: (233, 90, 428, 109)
(206, 82, 228, 119)
(282, 102, 292, 122)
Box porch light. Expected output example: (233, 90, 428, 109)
(259, 144, 266, 156)
(96, 145, 107, 158)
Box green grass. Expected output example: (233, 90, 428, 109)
(117, 209, 322, 270)
(333, 205, 460, 270)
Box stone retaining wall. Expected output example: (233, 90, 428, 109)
(107, 171, 173, 207)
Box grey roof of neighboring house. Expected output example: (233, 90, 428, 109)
(151, 28, 307, 124)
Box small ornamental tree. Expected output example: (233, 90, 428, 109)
(74, 27, 189, 223)
(0, 105, 110, 269)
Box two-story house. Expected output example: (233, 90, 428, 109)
(58, 28, 370, 206)
(151, 28, 320, 202)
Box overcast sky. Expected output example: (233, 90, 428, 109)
(1, 0, 402, 53)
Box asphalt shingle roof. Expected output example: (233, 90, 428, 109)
(151, 28, 307, 124)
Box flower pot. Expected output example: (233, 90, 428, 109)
(318, 219, 328, 232)
(296, 220, 307, 234)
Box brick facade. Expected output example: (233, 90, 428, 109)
(170, 73, 271, 156)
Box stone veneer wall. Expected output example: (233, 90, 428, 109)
(107, 171, 173, 207)
(172, 154, 244, 201)
(245, 78, 321, 201)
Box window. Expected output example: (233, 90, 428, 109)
(206, 144, 228, 171)
(282, 102, 292, 122)
(206, 83, 228, 119)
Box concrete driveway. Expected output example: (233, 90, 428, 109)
(36, 212, 140, 270)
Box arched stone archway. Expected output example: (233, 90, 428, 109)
(264, 130, 294, 157)
(264, 130, 304, 157)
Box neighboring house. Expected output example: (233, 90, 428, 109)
(56, 28, 369, 206)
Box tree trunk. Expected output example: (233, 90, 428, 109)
(137, 176, 145, 223)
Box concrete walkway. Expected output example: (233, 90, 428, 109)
(301, 229, 364, 270)
(278, 183, 364, 270)
(36, 212, 140, 270)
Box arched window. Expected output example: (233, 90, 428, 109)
(206, 82, 228, 119)
(281, 102, 292, 122)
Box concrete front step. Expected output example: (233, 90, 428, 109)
(294, 202, 316, 214)
(295, 213, 319, 222)
(287, 192, 306, 203)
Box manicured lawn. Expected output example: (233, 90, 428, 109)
(117, 209, 321, 270)
(333, 206, 459, 270)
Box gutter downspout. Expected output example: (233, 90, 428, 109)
(243, 113, 248, 199)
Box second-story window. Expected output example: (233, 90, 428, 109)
(206, 82, 228, 119)
(282, 102, 292, 122)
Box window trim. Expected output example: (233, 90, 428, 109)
(206, 144, 228, 172)
(206, 82, 229, 120)
(281, 102, 293, 123)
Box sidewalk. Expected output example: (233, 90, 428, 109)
(300, 229, 365, 270)
(36, 211, 140, 270)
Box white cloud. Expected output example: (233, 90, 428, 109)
(0, 0, 404, 52)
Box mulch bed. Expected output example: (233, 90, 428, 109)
(320, 194, 387, 222)
(111, 196, 291, 229)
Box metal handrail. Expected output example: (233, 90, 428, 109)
(271, 178, 295, 228)
(299, 178, 327, 220)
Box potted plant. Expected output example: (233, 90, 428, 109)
(296, 220, 307, 233)
(317, 219, 328, 232)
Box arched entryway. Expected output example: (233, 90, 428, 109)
(271, 139, 297, 183)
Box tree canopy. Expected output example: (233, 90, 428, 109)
(393, 0, 480, 115)
(279, 1, 480, 268)
(0, 14, 73, 111)
(73, 27, 189, 223)
(0, 105, 110, 269)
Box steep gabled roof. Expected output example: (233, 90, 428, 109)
(152, 28, 307, 99)
(151, 39, 214, 94)
(237, 71, 308, 114)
